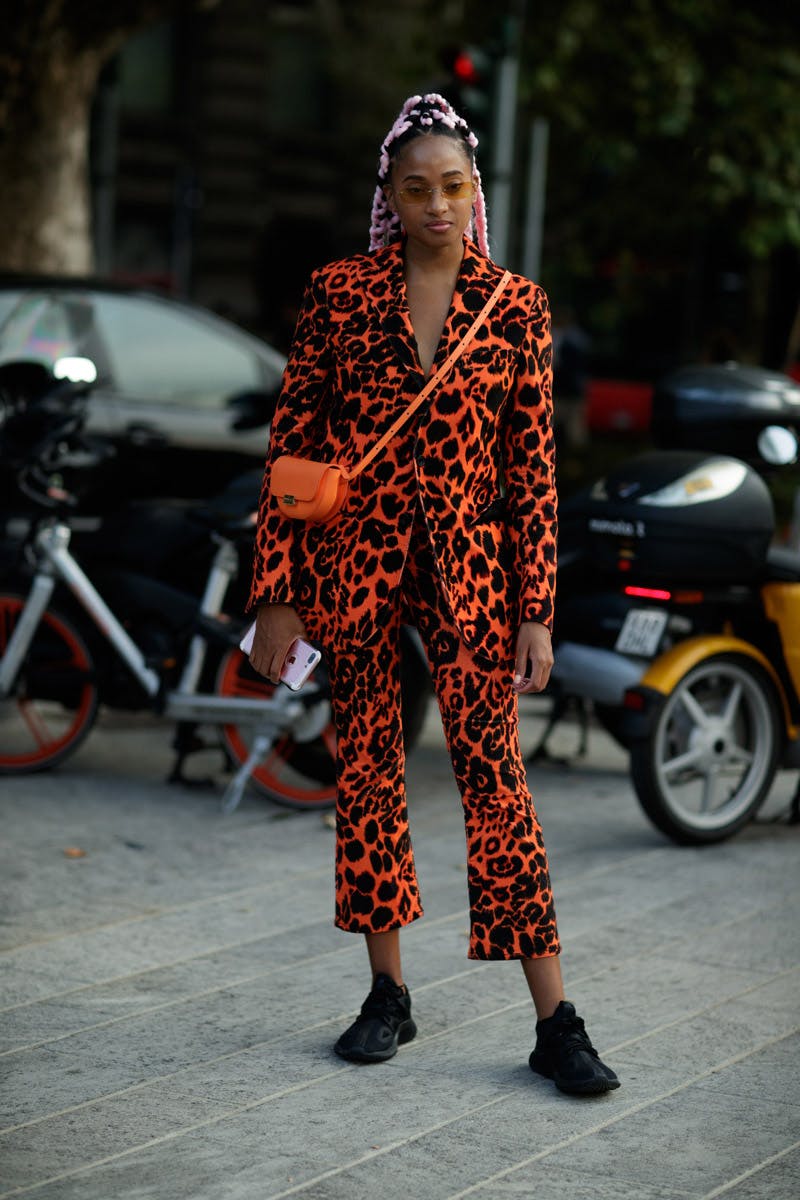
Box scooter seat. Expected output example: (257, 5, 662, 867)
(765, 545, 800, 582)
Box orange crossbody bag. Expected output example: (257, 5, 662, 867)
(269, 270, 511, 523)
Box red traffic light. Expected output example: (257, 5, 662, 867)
(452, 50, 481, 85)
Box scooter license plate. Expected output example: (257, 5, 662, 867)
(615, 608, 669, 656)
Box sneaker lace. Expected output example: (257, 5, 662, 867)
(361, 984, 406, 1025)
(551, 1013, 600, 1059)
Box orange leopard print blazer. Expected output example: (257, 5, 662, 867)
(249, 237, 557, 665)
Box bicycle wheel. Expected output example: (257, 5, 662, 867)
(216, 647, 338, 810)
(0, 594, 99, 772)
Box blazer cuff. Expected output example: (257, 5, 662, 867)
(246, 577, 294, 614)
(519, 597, 554, 633)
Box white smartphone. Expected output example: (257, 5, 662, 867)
(239, 623, 321, 691)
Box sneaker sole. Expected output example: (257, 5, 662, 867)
(554, 1073, 621, 1095)
(529, 1055, 620, 1095)
(334, 1018, 417, 1064)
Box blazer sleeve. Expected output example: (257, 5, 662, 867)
(503, 284, 558, 632)
(247, 269, 331, 610)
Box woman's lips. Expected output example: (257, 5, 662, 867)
(425, 221, 452, 232)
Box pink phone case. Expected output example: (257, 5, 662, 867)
(280, 638, 322, 691)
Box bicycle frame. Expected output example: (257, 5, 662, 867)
(0, 519, 310, 810)
(0, 521, 161, 698)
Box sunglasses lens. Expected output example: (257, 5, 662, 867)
(398, 186, 430, 203)
(397, 182, 474, 204)
(444, 182, 473, 200)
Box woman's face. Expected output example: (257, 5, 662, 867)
(385, 134, 476, 252)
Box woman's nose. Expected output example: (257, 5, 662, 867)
(426, 187, 449, 213)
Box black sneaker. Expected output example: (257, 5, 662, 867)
(529, 1000, 620, 1095)
(334, 973, 417, 1063)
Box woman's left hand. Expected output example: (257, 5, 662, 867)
(513, 622, 554, 694)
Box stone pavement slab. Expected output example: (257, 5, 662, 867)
(0, 704, 798, 1199)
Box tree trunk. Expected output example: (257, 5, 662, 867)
(0, 48, 104, 273)
(0, 1, 209, 275)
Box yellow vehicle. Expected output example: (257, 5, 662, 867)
(623, 573, 800, 843)
(552, 364, 800, 844)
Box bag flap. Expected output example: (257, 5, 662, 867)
(271, 456, 341, 503)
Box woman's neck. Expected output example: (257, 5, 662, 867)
(403, 237, 464, 280)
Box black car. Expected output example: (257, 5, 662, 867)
(0, 276, 285, 506)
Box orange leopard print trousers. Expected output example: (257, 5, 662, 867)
(323, 512, 561, 961)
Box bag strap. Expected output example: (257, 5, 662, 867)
(344, 269, 512, 482)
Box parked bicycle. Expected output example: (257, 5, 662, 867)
(0, 358, 430, 811)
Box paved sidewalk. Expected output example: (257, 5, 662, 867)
(1, 702, 799, 1199)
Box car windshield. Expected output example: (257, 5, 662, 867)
(91, 293, 264, 408)
(0, 290, 278, 410)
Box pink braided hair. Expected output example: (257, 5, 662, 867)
(368, 93, 491, 258)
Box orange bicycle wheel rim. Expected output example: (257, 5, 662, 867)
(0, 595, 98, 770)
(217, 647, 337, 809)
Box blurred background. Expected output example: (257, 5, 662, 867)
(1, 0, 798, 494)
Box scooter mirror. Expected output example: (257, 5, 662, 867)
(757, 425, 798, 466)
(53, 356, 97, 384)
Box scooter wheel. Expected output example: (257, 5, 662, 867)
(630, 654, 781, 845)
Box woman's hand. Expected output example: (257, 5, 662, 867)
(513, 622, 554, 694)
(249, 603, 307, 684)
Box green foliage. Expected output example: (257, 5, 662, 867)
(504, 0, 800, 258)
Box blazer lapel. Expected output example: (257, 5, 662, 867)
(366, 241, 421, 377)
(430, 239, 508, 369)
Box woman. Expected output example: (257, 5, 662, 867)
(248, 94, 619, 1096)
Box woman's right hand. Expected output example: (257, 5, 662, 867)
(248, 603, 307, 683)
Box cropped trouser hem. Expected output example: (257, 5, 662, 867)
(333, 912, 561, 962)
(468, 946, 562, 962)
(334, 907, 424, 936)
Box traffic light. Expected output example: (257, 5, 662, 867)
(439, 44, 496, 150)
